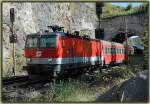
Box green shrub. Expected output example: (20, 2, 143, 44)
(101, 3, 148, 19)
(141, 23, 149, 69)
(3, 50, 26, 77)
(29, 80, 96, 102)
(113, 65, 134, 79)
(50, 80, 95, 102)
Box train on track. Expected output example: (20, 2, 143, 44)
(23, 25, 134, 79)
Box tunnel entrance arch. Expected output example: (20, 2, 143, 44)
(111, 31, 136, 43)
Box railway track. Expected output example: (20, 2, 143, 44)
(2, 75, 30, 86)
(2, 65, 122, 88)
(2, 75, 51, 88)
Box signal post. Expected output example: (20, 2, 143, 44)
(9, 8, 17, 75)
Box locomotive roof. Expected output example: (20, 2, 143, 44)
(27, 32, 65, 36)
(27, 32, 124, 46)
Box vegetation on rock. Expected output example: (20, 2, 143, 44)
(141, 23, 149, 69)
(101, 2, 148, 19)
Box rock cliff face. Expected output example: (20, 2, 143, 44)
(2, 3, 98, 75)
(2, 2, 148, 76)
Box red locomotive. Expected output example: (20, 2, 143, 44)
(23, 25, 134, 78)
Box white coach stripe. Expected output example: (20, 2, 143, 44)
(27, 56, 101, 64)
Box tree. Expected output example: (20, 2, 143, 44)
(141, 23, 148, 69)
(125, 4, 132, 11)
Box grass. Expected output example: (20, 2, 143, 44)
(29, 80, 96, 102)
(29, 62, 141, 103)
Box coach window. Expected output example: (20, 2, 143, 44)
(106, 48, 108, 54)
(113, 48, 115, 54)
(107, 48, 109, 54)
(111, 48, 113, 54)
(112, 48, 115, 54)
(117, 48, 118, 54)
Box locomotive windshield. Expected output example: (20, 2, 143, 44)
(40, 35, 58, 48)
(26, 37, 38, 48)
(25, 35, 58, 48)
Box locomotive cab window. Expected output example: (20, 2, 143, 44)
(40, 35, 59, 48)
(25, 35, 59, 48)
(26, 36, 38, 48)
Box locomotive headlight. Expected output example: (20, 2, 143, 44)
(27, 58, 32, 62)
(48, 58, 52, 62)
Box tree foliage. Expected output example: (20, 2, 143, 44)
(141, 23, 149, 69)
(125, 4, 132, 11)
(101, 2, 148, 19)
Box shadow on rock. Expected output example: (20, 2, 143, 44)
(95, 84, 120, 102)
(95, 70, 148, 102)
